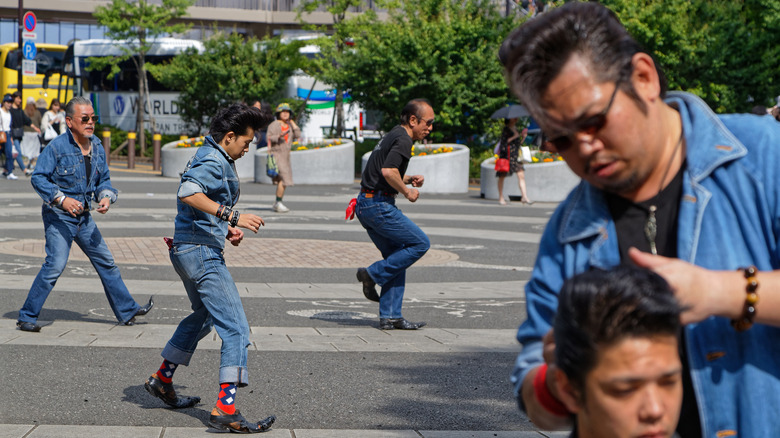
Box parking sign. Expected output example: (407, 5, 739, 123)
(23, 40, 36, 60)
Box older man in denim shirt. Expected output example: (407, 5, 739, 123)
(143, 103, 276, 434)
(17, 96, 152, 332)
(500, 3, 780, 437)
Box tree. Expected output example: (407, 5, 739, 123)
(149, 32, 307, 133)
(92, 0, 194, 152)
(323, 0, 520, 143)
(297, 0, 373, 138)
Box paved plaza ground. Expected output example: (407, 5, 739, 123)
(0, 162, 568, 438)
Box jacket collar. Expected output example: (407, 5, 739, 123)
(558, 91, 745, 244)
(204, 135, 235, 164)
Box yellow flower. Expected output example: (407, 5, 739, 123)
(532, 157, 539, 162)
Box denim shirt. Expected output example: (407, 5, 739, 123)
(30, 129, 117, 213)
(173, 136, 239, 249)
(512, 92, 780, 437)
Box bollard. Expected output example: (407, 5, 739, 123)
(152, 132, 162, 171)
(180, 134, 188, 141)
(127, 132, 136, 169)
(102, 128, 111, 166)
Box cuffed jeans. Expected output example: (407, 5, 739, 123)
(163, 243, 250, 386)
(356, 193, 430, 319)
(18, 206, 140, 324)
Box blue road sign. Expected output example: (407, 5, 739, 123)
(23, 12, 37, 32)
(23, 40, 36, 60)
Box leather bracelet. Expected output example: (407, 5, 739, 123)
(216, 204, 225, 220)
(532, 363, 570, 417)
(230, 210, 240, 228)
(731, 266, 759, 332)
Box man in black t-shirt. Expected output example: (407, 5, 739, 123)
(355, 98, 434, 330)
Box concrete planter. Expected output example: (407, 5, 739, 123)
(361, 144, 469, 194)
(254, 139, 355, 185)
(161, 139, 257, 179)
(480, 157, 580, 202)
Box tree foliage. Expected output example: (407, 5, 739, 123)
(92, 0, 194, 148)
(601, 0, 780, 112)
(317, 0, 521, 143)
(148, 32, 308, 133)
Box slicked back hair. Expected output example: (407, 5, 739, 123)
(210, 103, 274, 144)
(499, 2, 667, 129)
(65, 96, 92, 118)
(400, 98, 432, 126)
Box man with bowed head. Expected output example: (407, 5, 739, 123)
(144, 103, 277, 434)
(355, 98, 433, 330)
(17, 96, 153, 332)
(553, 266, 684, 438)
(499, 2, 780, 437)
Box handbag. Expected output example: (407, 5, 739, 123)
(495, 158, 510, 173)
(0, 131, 6, 143)
(266, 153, 279, 178)
(520, 146, 532, 163)
(11, 127, 24, 139)
(44, 124, 58, 141)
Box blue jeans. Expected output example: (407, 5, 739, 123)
(4, 136, 25, 174)
(163, 243, 250, 386)
(356, 193, 430, 319)
(18, 206, 140, 324)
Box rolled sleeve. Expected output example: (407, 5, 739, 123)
(178, 180, 205, 198)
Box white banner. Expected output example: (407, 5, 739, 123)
(96, 92, 191, 135)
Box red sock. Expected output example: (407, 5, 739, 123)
(156, 359, 178, 384)
(216, 383, 237, 414)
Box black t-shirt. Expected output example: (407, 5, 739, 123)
(360, 125, 412, 194)
(605, 162, 701, 438)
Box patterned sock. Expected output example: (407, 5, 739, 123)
(276, 196, 283, 202)
(156, 359, 178, 384)
(216, 383, 237, 415)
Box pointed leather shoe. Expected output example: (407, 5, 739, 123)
(379, 318, 427, 330)
(125, 297, 154, 325)
(144, 374, 201, 409)
(356, 268, 380, 302)
(16, 321, 42, 332)
(209, 406, 276, 433)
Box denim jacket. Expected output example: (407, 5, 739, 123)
(513, 92, 780, 437)
(173, 136, 239, 249)
(30, 129, 117, 213)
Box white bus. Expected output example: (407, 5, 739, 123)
(59, 38, 203, 135)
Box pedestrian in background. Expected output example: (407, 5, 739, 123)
(40, 98, 67, 148)
(355, 98, 432, 330)
(144, 103, 276, 434)
(500, 2, 780, 436)
(6, 92, 38, 178)
(495, 117, 533, 205)
(17, 96, 153, 332)
(0, 94, 11, 173)
(266, 102, 300, 213)
(21, 97, 42, 170)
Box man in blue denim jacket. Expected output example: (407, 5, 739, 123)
(16, 96, 153, 332)
(143, 103, 276, 434)
(499, 3, 780, 437)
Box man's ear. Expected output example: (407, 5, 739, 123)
(630, 52, 661, 103)
(554, 368, 583, 414)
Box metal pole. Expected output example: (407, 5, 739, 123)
(152, 132, 161, 171)
(17, 0, 23, 99)
(102, 128, 111, 166)
(127, 132, 136, 169)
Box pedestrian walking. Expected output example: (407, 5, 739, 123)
(354, 98, 433, 330)
(499, 2, 780, 436)
(266, 103, 300, 213)
(16, 96, 153, 332)
(144, 103, 277, 434)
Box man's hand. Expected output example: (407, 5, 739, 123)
(96, 198, 110, 214)
(237, 213, 265, 234)
(405, 188, 420, 202)
(520, 329, 571, 430)
(61, 197, 84, 217)
(408, 175, 425, 188)
(227, 226, 244, 246)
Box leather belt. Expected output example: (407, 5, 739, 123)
(360, 188, 397, 198)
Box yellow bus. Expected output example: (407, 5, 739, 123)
(0, 42, 72, 108)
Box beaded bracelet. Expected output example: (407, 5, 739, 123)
(731, 266, 759, 332)
(230, 210, 240, 227)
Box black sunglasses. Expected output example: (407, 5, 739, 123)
(546, 82, 620, 151)
(415, 115, 434, 127)
(74, 115, 99, 123)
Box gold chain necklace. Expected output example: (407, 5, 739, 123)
(643, 130, 684, 255)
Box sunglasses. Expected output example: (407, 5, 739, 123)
(74, 115, 99, 123)
(416, 115, 434, 127)
(546, 81, 620, 151)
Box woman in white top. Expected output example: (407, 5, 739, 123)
(40, 98, 66, 147)
(1, 94, 13, 178)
